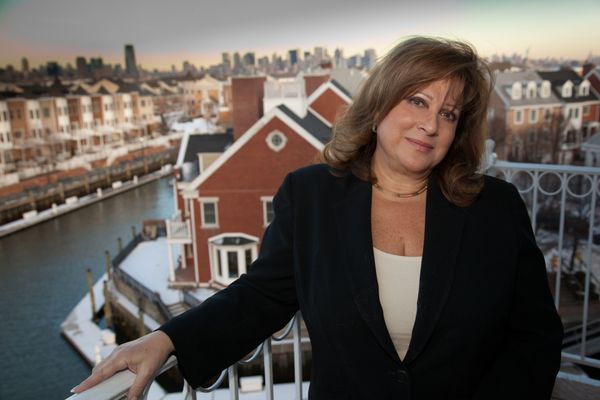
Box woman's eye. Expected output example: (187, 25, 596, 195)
(409, 97, 425, 107)
(440, 110, 457, 122)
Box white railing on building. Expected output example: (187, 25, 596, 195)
(166, 219, 192, 241)
(489, 158, 600, 370)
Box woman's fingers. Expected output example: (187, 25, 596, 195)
(70, 332, 175, 395)
(71, 353, 126, 393)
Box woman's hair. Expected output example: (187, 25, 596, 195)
(322, 36, 493, 207)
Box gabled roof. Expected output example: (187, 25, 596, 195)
(186, 106, 326, 191)
(277, 104, 331, 144)
(179, 131, 234, 164)
(330, 79, 352, 99)
(71, 86, 90, 95)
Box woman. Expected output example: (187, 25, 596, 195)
(73, 37, 563, 399)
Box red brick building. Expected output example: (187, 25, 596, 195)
(166, 80, 351, 288)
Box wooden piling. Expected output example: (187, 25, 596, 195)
(103, 280, 113, 329)
(131, 225, 136, 240)
(86, 268, 97, 322)
(117, 237, 123, 253)
(104, 250, 111, 280)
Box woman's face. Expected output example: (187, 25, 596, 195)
(373, 78, 463, 180)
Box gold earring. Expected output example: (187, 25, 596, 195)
(372, 124, 377, 133)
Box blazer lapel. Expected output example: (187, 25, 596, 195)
(403, 176, 465, 364)
(333, 174, 401, 364)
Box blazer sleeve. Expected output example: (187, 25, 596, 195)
(474, 184, 564, 400)
(158, 173, 299, 388)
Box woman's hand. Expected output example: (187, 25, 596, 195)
(71, 330, 175, 399)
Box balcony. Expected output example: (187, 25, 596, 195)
(66, 152, 600, 399)
(166, 216, 192, 244)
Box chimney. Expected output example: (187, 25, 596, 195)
(231, 76, 267, 141)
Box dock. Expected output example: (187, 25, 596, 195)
(0, 166, 173, 238)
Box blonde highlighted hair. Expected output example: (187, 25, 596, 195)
(322, 36, 493, 206)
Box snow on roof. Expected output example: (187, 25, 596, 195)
(118, 238, 182, 305)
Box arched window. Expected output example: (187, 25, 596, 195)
(562, 81, 573, 98)
(579, 80, 590, 96)
(511, 82, 522, 100)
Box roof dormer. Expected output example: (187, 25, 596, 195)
(541, 80, 551, 98)
(526, 81, 537, 99)
(562, 80, 573, 98)
(511, 82, 522, 100)
(579, 80, 590, 96)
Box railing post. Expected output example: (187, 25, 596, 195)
(581, 175, 598, 358)
(227, 364, 239, 400)
(293, 312, 303, 400)
(263, 338, 274, 400)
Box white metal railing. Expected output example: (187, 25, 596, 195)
(66, 312, 307, 400)
(166, 218, 192, 241)
(489, 157, 600, 370)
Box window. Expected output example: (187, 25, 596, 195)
(562, 81, 573, 98)
(209, 233, 259, 285)
(266, 130, 287, 152)
(200, 198, 219, 228)
(584, 105, 590, 116)
(514, 110, 523, 124)
(227, 251, 238, 277)
(526, 82, 536, 99)
(261, 196, 274, 226)
(530, 109, 538, 123)
(541, 81, 551, 98)
(245, 249, 253, 271)
(16, 110, 21, 119)
(35, 109, 39, 118)
(511, 82, 522, 100)
(544, 108, 552, 122)
(574, 108, 580, 119)
(580, 81, 590, 96)
(43, 108, 49, 118)
(29, 110, 34, 119)
(2, 111, 6, 121)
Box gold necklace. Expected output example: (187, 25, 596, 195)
(372, 182, 428, 198)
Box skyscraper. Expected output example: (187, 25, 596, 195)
(124, 44, 139, 78)
(76, 56, 88, 78)
(288, 49, 299, 66)
(21, 57, 29, 74)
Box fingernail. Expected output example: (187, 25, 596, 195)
(70, 386, 78, 393)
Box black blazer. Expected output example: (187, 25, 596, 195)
(160, 164, 563, 400)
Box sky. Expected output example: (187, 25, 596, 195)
(0, 0, 599, 71)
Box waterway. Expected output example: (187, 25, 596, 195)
(0, 177, 175, 400)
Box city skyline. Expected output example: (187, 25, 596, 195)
(1, 0, 600, 70)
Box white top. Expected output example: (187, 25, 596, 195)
(373, 247, 422, 359)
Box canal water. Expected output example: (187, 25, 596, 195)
(0, 177, 175, 400)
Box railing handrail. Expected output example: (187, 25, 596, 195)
(493, 160, 600, 174)
(66, 355, 178, 400)
(65, 312, 307, 400)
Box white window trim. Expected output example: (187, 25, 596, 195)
(199, 197, 219, 228)
(208, 233, 259, 286)
(530, 109, 538, 124)
(514, 109, 524, 125)
(261, 196, 274, 227)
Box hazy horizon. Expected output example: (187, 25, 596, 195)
(1, 0, 599, 71)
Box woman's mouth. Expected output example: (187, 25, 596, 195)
(406, 137, 434, 152)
